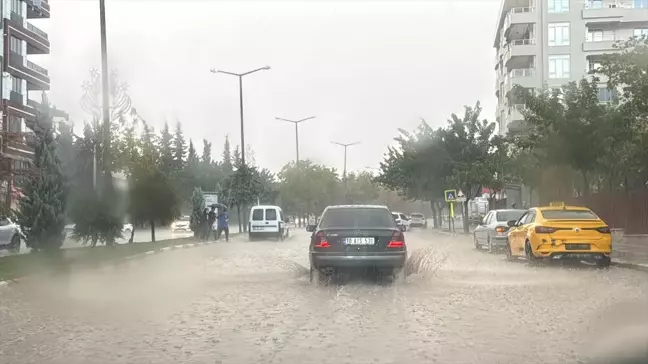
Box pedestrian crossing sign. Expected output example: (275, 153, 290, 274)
(444, 189, 457, 202)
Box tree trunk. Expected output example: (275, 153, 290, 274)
(462, 200, 469, 234)
(429, 201, 438, 228)
(582, 170, 590, 197)
(150, 220, 156, 242)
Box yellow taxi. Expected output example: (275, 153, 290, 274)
(505, 202, 612, 267)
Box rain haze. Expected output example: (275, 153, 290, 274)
(43, 0, 498, 172)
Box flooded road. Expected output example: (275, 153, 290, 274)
(1, 229, 647, 364)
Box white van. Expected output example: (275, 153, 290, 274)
(248, 205, 290, 241)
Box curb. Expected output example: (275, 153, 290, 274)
(0, 235, 242, 290)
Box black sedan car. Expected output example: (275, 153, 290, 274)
(307, 205, 407, 284)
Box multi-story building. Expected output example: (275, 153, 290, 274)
(493, 0, 648, 136)
(0, 0, 51, 210)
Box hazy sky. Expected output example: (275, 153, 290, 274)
(37, 0, 500, 174)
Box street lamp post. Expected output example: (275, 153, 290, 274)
(99, 0, 110, 179)
(73, 134, 97, 190)
(331, 141, 361, 200)
(275, 116, 316, 165)
(210, 66, 271, 166)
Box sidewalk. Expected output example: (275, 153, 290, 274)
(429, 228, 648, 273)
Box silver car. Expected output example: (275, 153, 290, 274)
(0, 217, 24, 253)
(473, 209, 525, 253)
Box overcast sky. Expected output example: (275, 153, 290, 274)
(37, 0, 500, 174)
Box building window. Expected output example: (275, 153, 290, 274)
(10, 37, 21, 54)
(598, 87, 617, 102)
(587, 0, 603, 8)
(548, 23, 570, 46)
(587, 30, 604, 42)
(634, 28, 648, 37)
(635, 0, 648, 9)
(11, 76, 22, 94)
(8, 115, 22, 133)
(588, 59, 603, 73)
(11, 0, 22, 15)
(548, 0, 569, 13)
(548, 55, 570, 79)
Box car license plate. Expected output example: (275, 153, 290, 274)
(252, 226, 264, 231)
(343, 237, 375, 245)
(566, 243, 590, 250)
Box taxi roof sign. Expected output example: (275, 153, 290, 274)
(549, 201, 565, 207)
(444, 189, 457, 202)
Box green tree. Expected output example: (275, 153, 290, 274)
(16, 101, 67, 252)
(222, 135, 233, 174)
(201, 139, 212, 165)
(159, 121, 174, 173)
(173, 121, 187, 169)
(278, 161, 339, 216)
(189, 187, 205, 237)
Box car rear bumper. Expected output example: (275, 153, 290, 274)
(490, 236, 508, 247)
(311, 252, 406, 268)
(410, 222, 427, 227)
(545, 252, 611, 261)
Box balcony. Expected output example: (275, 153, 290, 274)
(582, 39, 618, 52)
(5, 17, 50, 55)
(503, 39, 537, 65)
(503, 7, 536, 35)
(5, 92, 37, 123)
(582, 1, 648, 24)
(505, 68, 539, 94)
(6, 51, 50, 90)
(26, 0, 50, 19)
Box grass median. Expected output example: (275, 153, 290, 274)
(0, 237, 197, 282)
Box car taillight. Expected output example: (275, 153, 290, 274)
(535, 226, 557, 234)
(596, 226, 611, 234)
(495, 226, 509, 233)
(314, 231, 330, 248)
(387, 231, 405, 248)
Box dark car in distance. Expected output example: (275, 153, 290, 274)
(307, 205, 407, 283)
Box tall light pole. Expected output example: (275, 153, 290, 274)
(99, 0, 110, 181)
(331, 141, 361, 200)
(210, 66, 271, 166)
(72, 133, 97, 190)
(275, 116, 316, 165)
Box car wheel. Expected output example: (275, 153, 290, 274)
(309, 263, 324, 285)
(473, 235, 480, 250)
(505, 239, 515, 261)
(525, 241, 540, 266)
(597, 256, 611, 269)
(393, 267, 407, 283)
(278, 231, 284, 241)
(249, 233, 256, 242)
(9, 235, 20, 253)
(486, 238, 494, 254)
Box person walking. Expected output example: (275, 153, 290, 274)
(201, 207, 210, 241)
(207, 206, 217, 241)
(217, 208, 230, 242)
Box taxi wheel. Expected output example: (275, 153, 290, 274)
(597, 257, 611, 269)
(505, 240, 515, 261)
(525, 241, 540, 266)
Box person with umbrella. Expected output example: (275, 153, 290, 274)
(216, 206, 230, 242)
(206, 204, 219, 241)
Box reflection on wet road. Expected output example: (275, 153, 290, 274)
(1, 229, 647, 363)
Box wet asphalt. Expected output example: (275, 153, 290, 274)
(1, 228, 647, 364)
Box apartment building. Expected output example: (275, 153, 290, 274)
(493, 0, 648, 136)
(0, 0, 51, 210)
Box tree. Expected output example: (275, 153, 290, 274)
(201, 139, 212, 165)
(159, 121, 174, 173)
(232, 145, 241, 169)
(346, 171, 380, 204)
(16, 99, 67, 252)
(222, 135, 233, 174)
(189, 187, 205, 238)
(278, 160, 339, 216)
(128, 145, 179, 242)
(173, 121, 187, 170)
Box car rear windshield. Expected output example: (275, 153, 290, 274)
(265, 209, 277, 221)
(320, 208, 396, 229)
(252, 209, 264, 221)
(411, 213, 424, 218)
(541, 209, 598, 220)
(496, 211, 524, 222)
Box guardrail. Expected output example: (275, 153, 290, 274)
(26, 60, 48, 75)
(26, 21, 48, 39)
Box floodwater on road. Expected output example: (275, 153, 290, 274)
(1, 229, 647, 364)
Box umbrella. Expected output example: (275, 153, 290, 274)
(210, 203, 227, 209)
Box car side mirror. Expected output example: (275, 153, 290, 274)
(306, 225, 316, 232)
(507, 220, 517, 227)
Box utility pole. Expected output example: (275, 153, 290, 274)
(275, 116, 316, 165)
(210, 66, 271, 166)
(331, 141, 361, 201)
(99, 0, 110, 182)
